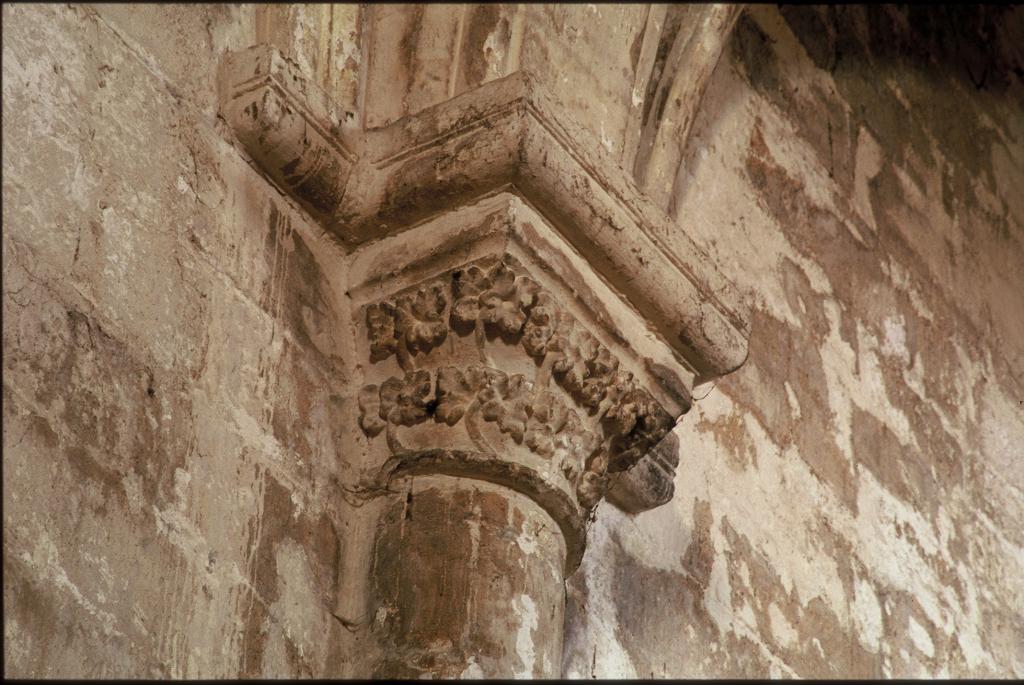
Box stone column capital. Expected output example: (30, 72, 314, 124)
(218, 43, 750, 573)
(219, 27, 750, 676)
(348, 210, 679, 572)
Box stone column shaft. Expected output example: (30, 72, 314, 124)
(370, 475, 564, 678)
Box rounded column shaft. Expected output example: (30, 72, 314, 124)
(369, 475, 565, 678)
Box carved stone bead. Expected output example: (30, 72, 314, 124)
(579, 345, 619, 408)
(606, 390, 673, 473)
(553, 327, 600, 403)
(577, 452, 610, 510)
(603, 371, 642, 435)
(553, 411, 600, 483)
(522, 292, 561, 357)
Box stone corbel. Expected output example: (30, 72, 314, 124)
(220, 44, 749, 678)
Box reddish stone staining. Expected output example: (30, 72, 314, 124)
(852, 408, 934, 507)
(4, 272, 191, 510)
(3, 564, 74, 675)
(268, 339, 339, 465)
(260, 204, 341, 358)
(777, 256, 830, 346)
(892, 518, 969, 608)
(735, 15, 858, 196)
(740, 7, 1023, 376)
(741, 5, 1012, 210)
(712, 90, 1007, 678)
(720, 308, 860, 515)
(694, 410, 758, 471)
(370, 480, 563, 678)
(239, 473, 340, 677)
(239, 476, 292, 675)
(716, 518, 879, 678)
(250, 206, 348, 464)
(714, 9, 1023, 676)
(741, 114, 991, 513)
(682, 499, 716, 590)
(874, 588, 951, 673)
(459, 5, 508, 91)
(602, 513, 774, 678)
(745, 119, 872, 302)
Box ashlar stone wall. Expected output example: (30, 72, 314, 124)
(563, 5, 1024, 678)
(3, 3, 1023, 679)
(3, 4, 357, 676)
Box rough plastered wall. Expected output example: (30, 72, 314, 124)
(2, 3, 366, 677)
(4, 3, 1023, 680)
(563, 5, 1024, 679)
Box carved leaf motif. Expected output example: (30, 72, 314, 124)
(553, 410, 603, 501)
(523, 391, 569, 457)
(394, 283, 448, 353)
(435, 365, 482, 426)
(478, 368, 510, 420)
(357, 384, 386, 436)
(603, 370, 639, 432)
(451, 265, 491, 327)
(555, 410, 583, 480)
(380, 370, 434, 426)
(478, 263, 539, 335)
(514, 274, 541, 311)
(520, 292, 561, 358)
(579, 345, 619, 408)
(498, 376, 533, 443)
(569, 409, 600, 449)
(366, 303, 397, 360)
(553, 328, 600, 401)
(358, 256, 678, 510)
(479, 371, 533, 443)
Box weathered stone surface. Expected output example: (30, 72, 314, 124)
(3, 3, 354, 678)
(564, 5, 1024, 680)
(216, 11, 747, 675)
(369, 475, 565, 678)
(4, 2, 1023, 680)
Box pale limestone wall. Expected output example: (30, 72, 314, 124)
(2, 4, 361, 677)
(563, 5, 1024, 678)
(3, 3, 1023, 679)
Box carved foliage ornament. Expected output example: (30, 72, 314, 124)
(357, 257, 674, 510)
